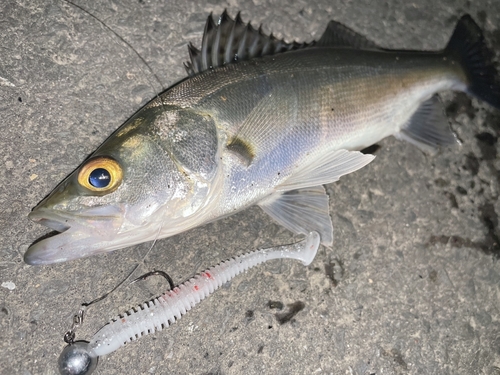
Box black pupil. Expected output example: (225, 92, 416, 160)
(89, 168, 111, 188)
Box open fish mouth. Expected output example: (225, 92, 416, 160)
(24, 207, 125, 265)
(32, 215, 72, 233)
(36, 218, 71, 233)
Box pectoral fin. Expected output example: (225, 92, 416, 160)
(395, 95, 458, 153)
(276, 149, 375, 191)
(258, 186, 333, 245)
(258, 150, 375, 245)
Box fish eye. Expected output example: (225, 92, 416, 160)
(78, 157, 123, 193)
(89, 168, 111, 188)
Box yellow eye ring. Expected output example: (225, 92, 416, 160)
(77, 156, 123, 193)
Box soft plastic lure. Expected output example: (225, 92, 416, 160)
(58, 232, 320, 375)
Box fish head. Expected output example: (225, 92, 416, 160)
(24, 109, 204, 265)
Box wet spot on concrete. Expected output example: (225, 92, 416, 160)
(446, 92, 475, 120)
(275, 301, 305, 325)
(444, 191, 458, 208)
(324, 260, 336, 286)
(479, 203, 500, 256)
(360, 144, 381, 154)
(475, 132, 497, 160)
(381, 348, 408, 370)
(428, 227, 499, 257)
(476, 132, 497, 146)
(480, 204, 498, 232)
(434, 178, 449, 187)
(245, 310, 255, 323)
(464, 153, 480, 175)
(0, 306, 8, 317)
(358, 210, 375, 222)
(324, 258, 344, 287)
(391, 349, 408, 370)
(267, 300, 284, 310)
(483, 111, 500, 137)
(0, 305, 11, 330)
(201, 370, 223, 375)
(429, 269, 438, 282)
(428, 234, 476, 248)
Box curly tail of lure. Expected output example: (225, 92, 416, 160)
(88, 232, 319, 357)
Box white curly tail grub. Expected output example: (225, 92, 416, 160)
(89, 232, 320, 357)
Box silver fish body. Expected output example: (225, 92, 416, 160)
(25, 14, 500, 264)
(180, 47, 464, 205)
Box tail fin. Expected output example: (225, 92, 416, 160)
(446, 15, 500, 109)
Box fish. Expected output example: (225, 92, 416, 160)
(24, 11, 500, 265)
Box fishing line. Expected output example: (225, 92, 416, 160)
(62, 0, 166, 102)
(63, 222, 166, 344)
(58, 0, 171, 270)
(67, 0, 200, 295)
(56, 2, 175, 343)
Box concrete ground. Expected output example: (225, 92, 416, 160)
(1, 0, 499, 374)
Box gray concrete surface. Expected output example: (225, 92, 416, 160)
(1, 0, 500, 374)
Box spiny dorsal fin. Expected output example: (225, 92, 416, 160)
(184, 10, 313, 76)
(317, 20, 379, 49)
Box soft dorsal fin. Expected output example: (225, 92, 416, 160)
(316, 20, 379, 49)
(184, 10, 313, 76)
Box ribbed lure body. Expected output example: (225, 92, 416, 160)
(88, 232, 319, 357)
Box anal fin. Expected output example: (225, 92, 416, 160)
(395, 95, 458, 153)
(258, 186, 333, 245)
